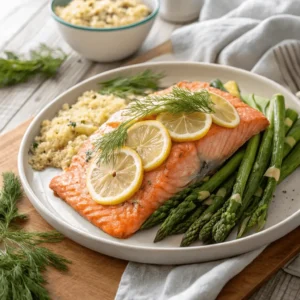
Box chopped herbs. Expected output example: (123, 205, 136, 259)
(98, 70, 164, 98)
(0, 44, 67, 87)
(85, 150, 93, 162)
(32, 141, 39, 149)
(0, 172, 70, 299)
(68, 121, 77, 128)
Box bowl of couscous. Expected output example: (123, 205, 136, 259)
(51, 0, 159, 62)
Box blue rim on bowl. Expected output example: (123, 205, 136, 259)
(50, 0, 160, 32)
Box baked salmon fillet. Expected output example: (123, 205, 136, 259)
(49, 81, 269, 239)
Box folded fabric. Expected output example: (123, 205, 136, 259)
(171, 0, 300, 93)
(284, 254, 300, 277)
(116, 1, 300, 299)
(116, 248, 264, 300)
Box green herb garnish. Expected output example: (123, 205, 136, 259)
(0, 172, 70, 299)
(94, 87, 214, 163)
(85, 149, 93, 162)
(0, 44, 67, 88)
(98, 70, 164, 98)
(32, 141, 39, 149)
(68, 121, 77, 128)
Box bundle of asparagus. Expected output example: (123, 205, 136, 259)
(140, 80, 300, 247)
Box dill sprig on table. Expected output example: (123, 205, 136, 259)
(98, 70, 164, 98)
(94, 87, 214, 163)
(0, 44, 67, 88)
(0, 172, 70, 300)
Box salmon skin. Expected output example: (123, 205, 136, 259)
(49, 82, 269, 239)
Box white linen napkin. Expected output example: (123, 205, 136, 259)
(116, 1, 300, 299)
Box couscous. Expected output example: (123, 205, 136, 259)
(29, 91, 126, 170)
(55, 0, 151, 28)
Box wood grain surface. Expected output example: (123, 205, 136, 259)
(1, 120, 300, 300)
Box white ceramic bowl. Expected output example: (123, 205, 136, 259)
(51, 0, 159, 62)
(19, 62, 300, 265)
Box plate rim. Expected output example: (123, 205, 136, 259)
(18, 61, 300, 255)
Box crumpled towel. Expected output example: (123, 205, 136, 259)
(172, 0, 300, 93)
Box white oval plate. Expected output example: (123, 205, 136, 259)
(18, 62, 300, 264)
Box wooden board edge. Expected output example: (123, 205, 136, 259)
(217, 227, 300, 299)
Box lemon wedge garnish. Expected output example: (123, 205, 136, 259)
(86, 147, 143, 205)
(209, 92, 240, 128)
(157, 112, 212, 142)
(125, 120, 172, 172)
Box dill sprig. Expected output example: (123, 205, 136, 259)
(0, 172, 70, 299)
(125, 86, 214, 117)
(94, 87, 213, 163)
(98, 70, 164, 98)
(0, 44, 67, 87)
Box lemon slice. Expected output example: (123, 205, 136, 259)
(86, 147, 143, 205)
(157, 112, 212, 142)
(125, 120, 172, 171)
(209, 92, 240, 128)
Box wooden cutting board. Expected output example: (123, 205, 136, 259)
(1, 41, 300, 300)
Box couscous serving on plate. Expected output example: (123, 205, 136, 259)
(55, 0, 151, 28)
(29, 91, 126, 170)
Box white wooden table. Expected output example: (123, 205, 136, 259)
(1, 1, 300, 299)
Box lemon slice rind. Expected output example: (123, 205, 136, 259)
(157, 112, 212, 142)
(125, 120, 172, 172)
(86, 147, 143, 205)
(209, 92, 240, 128)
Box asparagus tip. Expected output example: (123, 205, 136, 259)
(153, 228, 166, 243)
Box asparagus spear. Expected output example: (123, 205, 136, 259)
(231, 102, 295, 238)
(212, 134, 261, 243)
(199, 201, 230, 243)
(247, 95, 285, 231)
(237, 184, 265, 238)
(181, 174, 236, 247)
(236, 99, 274, 216)
(209, 79, 228, 92)
(170, 205, 207, 235)
(284, 108, 298, 135)
(141, 182, 201, 230)
(279, 141, 300, 183)
(153, 149, 245, 242)
(238, 141, 300, 237)
(283, 118, 300, 158)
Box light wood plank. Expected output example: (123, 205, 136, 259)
(0, 6, 94, 133)
(0, 0, 48, 50)
(251, 270, 300, 300)
(1, 16, 177, 133)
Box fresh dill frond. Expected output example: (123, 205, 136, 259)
(0, 44, 67, 87)
(0, 172, 25, 228)
(0, 247, 70, 300)
(94, 87, 214, 163)
(94, 120, 132, 164)
(125, 86, 214, 117)
(98, 70, 164, 98)
(0, 172, 70, 299)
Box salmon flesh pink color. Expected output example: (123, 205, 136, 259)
(50, 82, 269, 239)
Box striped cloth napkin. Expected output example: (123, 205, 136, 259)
(116, 1, 300, 299)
